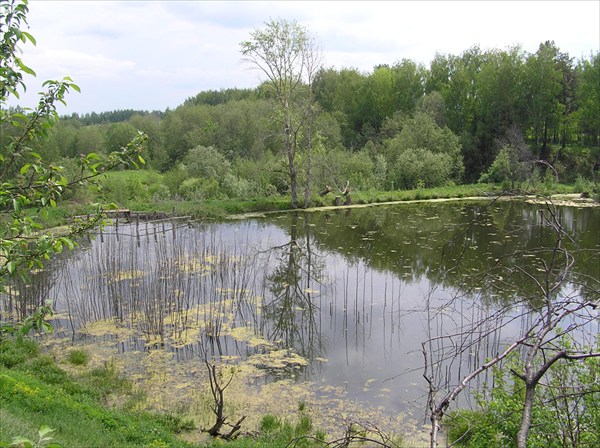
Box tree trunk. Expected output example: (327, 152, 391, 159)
(430, 411, 442, 448)
(541, 120, 550, 162)
(517, 381, 536, 448)
(303, 103, 314, 208)
(286, 124, 298, 208)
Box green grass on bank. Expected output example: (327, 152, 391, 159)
(0, 338, 196, 448)
(0, 338, 338, 448)
(36, 167, 592, 229)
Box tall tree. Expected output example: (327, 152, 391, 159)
(472, 47, 527, 177)
(241, 18, 320, 208)
(525, 41, 563, 161)
(576, 53, 600, 149)
(391, 59, 425, 117)
(313, 67, 367, 149)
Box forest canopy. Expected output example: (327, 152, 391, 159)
(4, 40, 598, 204)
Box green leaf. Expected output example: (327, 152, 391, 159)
(15, 56, 36, 76)
(61, 237, 75, 250)
(6, 261, 16, 274)
(20, 163, 31, 174)
(86, 153, 101, 161)
(21, 31, 36, 45)
(9, 437, 33, 447)
(38, 425, 55, 438)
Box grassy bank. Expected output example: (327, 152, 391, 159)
(0, 338, 196, 447)
(0, 338, 336, 448)
(38, 168, 588, 228)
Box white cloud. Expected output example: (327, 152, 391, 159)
(8, 0, 598, 114)
(32, 50, 135, 80)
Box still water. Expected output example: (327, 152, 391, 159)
(5, 199, 599, 421)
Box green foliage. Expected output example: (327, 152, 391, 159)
(66, 349, 89, 366)
(25, 356, 69, 385)
(2, 424, 62, 448)
(384, 112, 464, 186)
(178, 177, 221, 201)
(259, 414, 282, 433)
(339, 150, 375, 190)
(478, 144, 529, 190)
(98, 170, 162, 204)
(445, 348, 600, 448)
(1, 302, 55, 341)
(0, 337, 38, 368)
(182, 145, 231, 180)
(82, 360, 133, 399)
(392, 148, 453, 189)
(294, 415, 312, 436)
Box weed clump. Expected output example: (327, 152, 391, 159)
(67, 349, 89, 366)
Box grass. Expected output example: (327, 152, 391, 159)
(0, 337, 195, 448)
(0, 338, 338, 448)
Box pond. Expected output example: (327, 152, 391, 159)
(3, 198, 599, 436)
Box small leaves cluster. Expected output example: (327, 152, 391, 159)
(1, 424, 62, 448)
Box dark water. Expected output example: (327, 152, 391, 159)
(4, 200, 599, 418)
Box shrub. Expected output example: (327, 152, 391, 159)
(178, 177, 221, 201)
(574, 174, 596, 196)
(67, 349, 89, 366)
(163, 165, 189, 197)
(260, 414, 282, 433)
(295, 415, 312, 436)
(26, 356, 69, 385)
(392, 148, 452, 190)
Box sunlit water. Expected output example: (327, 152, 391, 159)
(3, 199, 599, 422)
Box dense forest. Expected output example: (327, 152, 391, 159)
(2, 41, 599, 205)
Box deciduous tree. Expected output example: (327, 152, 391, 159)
(241, 18, 321, 208)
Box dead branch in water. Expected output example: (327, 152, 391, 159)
(204, 359, 245, 439)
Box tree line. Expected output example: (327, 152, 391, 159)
(2, 34, 598, 205)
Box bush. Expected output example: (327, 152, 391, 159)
(0, 338, 39, 368)
(445, 354, 600, 447)
(392, 148, 452, 190)
(150, 184, 172, 202)
(163, 165, 189, 197)
(183, 145, 231, 180)
(574, 174, 596, 196)
(260, 414, 282, 433)
(67, 349, 89, 366)
(178, 177, 221, 201)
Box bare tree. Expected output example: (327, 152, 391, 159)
(203, 356, 246, 439)
(241, 18, 321, 209)
(423, 196, 600, 447)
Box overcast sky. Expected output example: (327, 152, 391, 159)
(11, 1, 600, 115)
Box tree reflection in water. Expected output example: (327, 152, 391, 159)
(1, 201, 597, 419)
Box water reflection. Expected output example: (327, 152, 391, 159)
(1, 201, 598, 418)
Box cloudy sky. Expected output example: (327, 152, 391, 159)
(11, 1, 600, 115)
